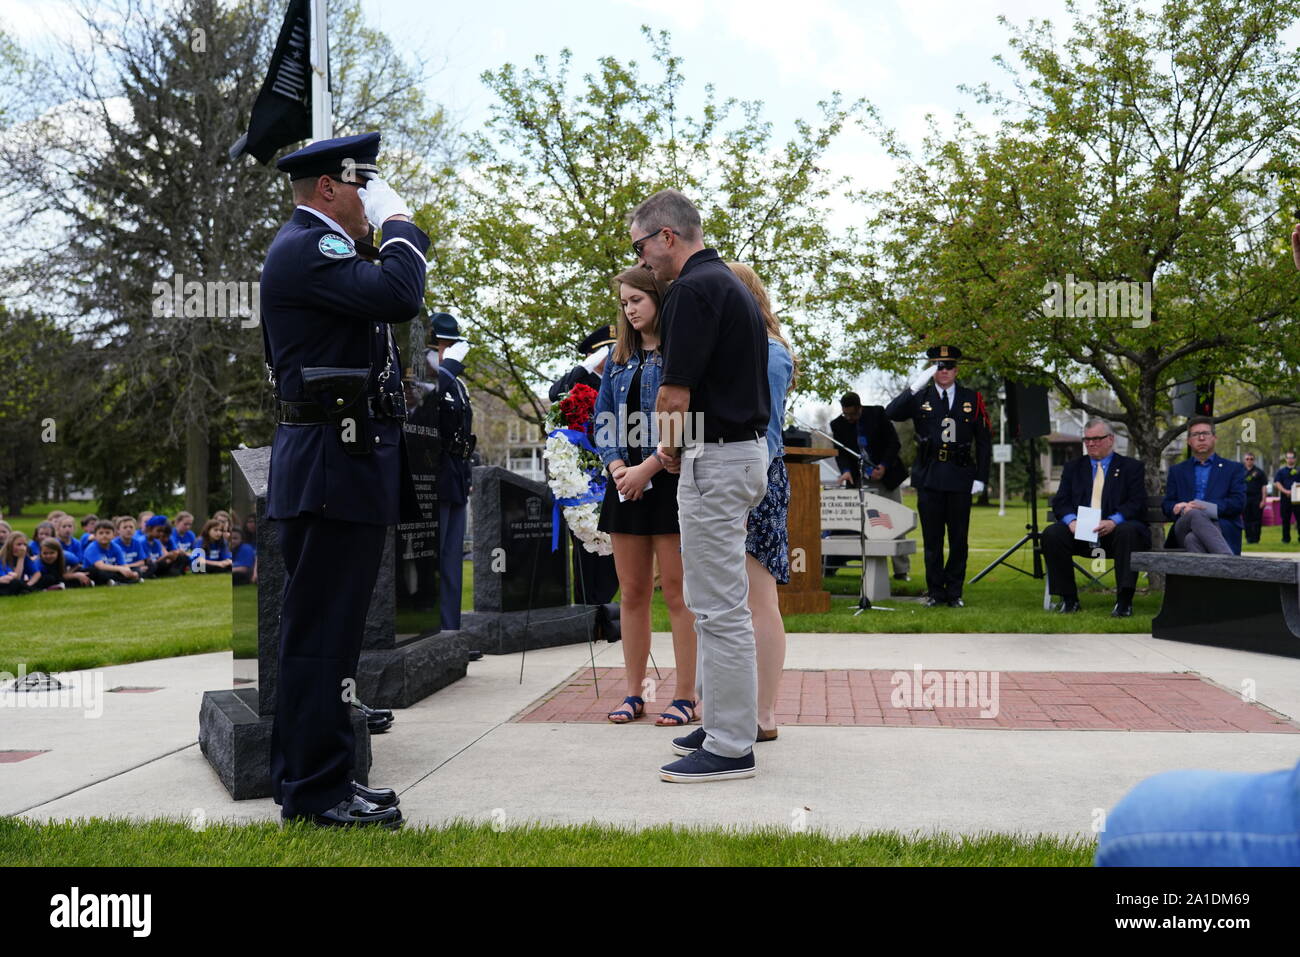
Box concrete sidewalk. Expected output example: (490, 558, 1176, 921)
(5, 631, 1299, 837)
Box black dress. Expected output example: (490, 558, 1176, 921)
(597, 356, 680, 536)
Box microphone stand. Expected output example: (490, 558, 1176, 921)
(795, 420, 896, 613)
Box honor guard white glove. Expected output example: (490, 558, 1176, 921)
(357, 177, 412, 227)
(908, 365, 936, 393)
(971, 480, 986, 495)
(581, 344, 609, 373)
(444, 339, 471, 364)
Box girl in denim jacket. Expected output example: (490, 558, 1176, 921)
(594, 267, 698, 727)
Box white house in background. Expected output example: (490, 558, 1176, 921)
(505, 416, 546, 483)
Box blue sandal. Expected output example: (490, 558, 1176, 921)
(607, 695, 644, 724)
(655, 699, 697, 726)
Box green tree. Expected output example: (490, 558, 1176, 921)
(0, 307, 77, 515)
(856, 0, 1300, 492)
(423, 29, 869, 423)
(4, 0, 453, 517)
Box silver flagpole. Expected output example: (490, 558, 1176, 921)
(310, 0, 332, 140)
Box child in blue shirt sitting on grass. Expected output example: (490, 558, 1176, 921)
(83, 520, 140, 585)
(231, 528, 256, 585)
(191, 519, 232, 573)
(0, 533, 42, 595)
(114, 516, 150, 577)
(142, 515, 187, 577)
(35, 539, 68, 590)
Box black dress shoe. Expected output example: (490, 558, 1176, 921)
(284, 795, 403, 829)
(922, 595, 945, 607)
(947, 598, 964, 608)
(1111, 600, 1133, 618)
(367, 713, 394, 734)
(467, 650, 483, 661)
(1053, 598, 1083, 613)
(353, 780, 399, 808)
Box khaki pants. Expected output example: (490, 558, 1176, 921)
(679, 437, 769, 758)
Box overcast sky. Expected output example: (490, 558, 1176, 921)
(6, 1, 1293, 414)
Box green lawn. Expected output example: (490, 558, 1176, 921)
(0, 817, 1095, 867)
(0, 575, 232, 675)
(7, 491, 1294, 673)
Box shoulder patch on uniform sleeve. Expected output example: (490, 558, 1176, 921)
(318, 234, 356, 259)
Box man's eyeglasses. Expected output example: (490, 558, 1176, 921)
(1082, 435, 1113, 444)
(632, 227, 680, 258)
(1188, 431, 1214, 439)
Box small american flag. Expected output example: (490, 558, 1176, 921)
(867, 508, 893, 530)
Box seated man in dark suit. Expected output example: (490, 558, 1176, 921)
(1161, 416, 1245, 555)
(1043, 418, 1150, 617)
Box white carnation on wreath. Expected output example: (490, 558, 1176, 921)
(544, 430, 612, 556)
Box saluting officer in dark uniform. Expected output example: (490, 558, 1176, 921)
(885, 345, 991, 607)
(428, 312, 474, 631)
(261, 132, 429, 828)
(549, 326, 620, 606)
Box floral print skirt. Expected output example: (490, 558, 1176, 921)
(745, 456, 790, 584)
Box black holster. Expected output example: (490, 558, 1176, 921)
(302, 366, 373, 457)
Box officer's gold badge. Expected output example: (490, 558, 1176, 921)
(921, 401, 932, 411)
(962, 401, 972, 413)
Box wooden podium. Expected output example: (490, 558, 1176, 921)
(778, 446, 836, 616)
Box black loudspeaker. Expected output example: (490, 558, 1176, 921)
(1004, 380, 1050, 439)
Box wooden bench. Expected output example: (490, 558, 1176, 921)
(1130, 552, 1300, 657)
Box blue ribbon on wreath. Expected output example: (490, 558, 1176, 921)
(548, 427, 607, 551)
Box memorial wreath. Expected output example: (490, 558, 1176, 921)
(543, 382, 612, 556)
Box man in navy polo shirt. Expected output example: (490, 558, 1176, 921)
(634, 188, 770, 783)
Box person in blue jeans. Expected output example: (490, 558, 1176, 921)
(1096, 758, 1300, 866)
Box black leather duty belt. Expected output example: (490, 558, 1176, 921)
(278, 397, 405, 424)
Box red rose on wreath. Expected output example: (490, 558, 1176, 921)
(560, 383, 598, 430)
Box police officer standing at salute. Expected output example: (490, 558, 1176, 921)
(427, 312, 475, 631)
(886, 345, 991, 607)
(261, 132, 428, 829)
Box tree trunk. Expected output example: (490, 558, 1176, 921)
(186, 419, 209, 520)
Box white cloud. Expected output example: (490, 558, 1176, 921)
(618, 0, 891, 92)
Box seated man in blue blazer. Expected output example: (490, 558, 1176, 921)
(1043, 419, 1150, 617)
(1161, 416, 1245, 555)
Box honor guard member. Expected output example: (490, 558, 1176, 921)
(428, 312, 475, 631)
(885, 345, 991, 607)
(549, 325, 620, 606)
(261, 131, 429, 829)
(549, 324, 614, 401)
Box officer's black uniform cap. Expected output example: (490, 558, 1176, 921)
(276, 131, 382, 183)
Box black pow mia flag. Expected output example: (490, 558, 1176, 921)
(229, 0, 314, 164)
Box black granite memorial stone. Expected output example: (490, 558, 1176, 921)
(354, 322, 471, 706)
(464, 466, 597, 654)
(200, 448, 371, 800)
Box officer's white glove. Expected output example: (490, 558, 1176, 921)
(425, 349, 440, 374)
(908, 365, 936, 393)
(971, 480, 985, 495)
(357, 177, 411, 227)
(444, 339, 470, 364)
(581, 344, 609, 373)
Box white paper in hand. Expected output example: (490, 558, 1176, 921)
(1074, 506, 1101, 544)
(617, 478, 652, 503)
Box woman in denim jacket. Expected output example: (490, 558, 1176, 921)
(594, 267, 698, 727)
(730, 263, 796, 743)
